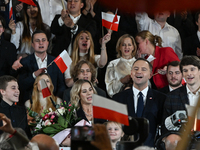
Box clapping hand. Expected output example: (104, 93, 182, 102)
(12, 56, 23, 70)
(0, 113, 15, 134)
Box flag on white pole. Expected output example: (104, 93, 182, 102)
(54, 50, 72, 73)
(101, 12, 120, 31)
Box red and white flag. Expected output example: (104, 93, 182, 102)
(39, 79, 51, 98)
(18, 0, 37, 6)
(101, 12, 120, 31)
(54, 50, 72, 73)
(9, 0, 13, 19)
(92, 94, 129, 126)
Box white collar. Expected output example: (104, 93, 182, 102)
(132, 86, 149, 97)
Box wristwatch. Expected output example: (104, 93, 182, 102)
(71, 24, 77, 30)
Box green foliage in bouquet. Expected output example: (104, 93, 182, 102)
(32, 102, 80, 137)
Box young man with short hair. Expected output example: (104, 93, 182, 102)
(0, 75, 31, 138)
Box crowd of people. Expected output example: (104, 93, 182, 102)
(0, 0, 200, 149)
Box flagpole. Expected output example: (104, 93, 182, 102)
(47, 60, 54, 68)
(109, 8, 118, 30)
(61, 0, 66, 10)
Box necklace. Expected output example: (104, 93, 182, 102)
(83, 109, 93, 117)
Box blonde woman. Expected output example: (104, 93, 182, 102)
(64, 30, 111, 87)
(105, 34, 137, 97)
(25, 73, 61, 114)
(70, 79, 105, 124)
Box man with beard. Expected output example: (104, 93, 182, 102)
(161, 56, 200, 150)
(159, 61, 183, 94)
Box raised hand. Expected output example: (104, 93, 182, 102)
(102, 32, 111, 45)
(8, 18, 16, 34)
(12, 56, 23, 70)
(15, 2, 23, 13)
(34, 68, 46, 77)
(0, 113, 15, 134)
(63, 10, 74, 28)
(61, 9, 68, 21)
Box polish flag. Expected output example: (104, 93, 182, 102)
(54, 50, 72, 73)
(92, 94, 129, 126)
(18, 0, 37, 6)
(101, 12, 120, 31)
(9, 0, 13, 19)
(39, 79, 51, 98)
(185, 104, 200, 131)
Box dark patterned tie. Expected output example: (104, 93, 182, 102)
(137, 92, 144, 117)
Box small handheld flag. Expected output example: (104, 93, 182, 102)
(54, 50, 72, 73)
(93, 94, 129, 126)
(39, 79, 51, 98)
(102, 12, 120, 31)
(9, 0, 13, 19)
(18, 0, 37, 6)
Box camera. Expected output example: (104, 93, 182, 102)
(71, 126, 98, 150)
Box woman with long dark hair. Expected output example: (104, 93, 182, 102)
(9, 0, 51, 58)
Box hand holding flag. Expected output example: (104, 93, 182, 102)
(92, 94, 129, 126)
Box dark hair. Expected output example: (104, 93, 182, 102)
(32, 30, 48, 43)
(180, 55, 200, 72)
(136, 30, 162, 48)
(195, 11, 200, 23)
(132, 58, 153, 72)
(167, 61, 180, 72)
(0, 75, 17, 98)
(71, 60, 96, 84)
(0, 15, 6, 29)
(22, 0, 46, 44)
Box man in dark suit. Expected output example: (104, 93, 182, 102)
(112, 58, 166, 147)
(159, 61, 183, 95)
(161, 56, 200, 150)
(50, 0, 96, 57)
(17, 30, 66, 104)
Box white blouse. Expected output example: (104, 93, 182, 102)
(10, 22, 35, 55)
(105, 57, 136, 97)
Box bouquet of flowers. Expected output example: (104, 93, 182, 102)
(29, 101, 80, 137)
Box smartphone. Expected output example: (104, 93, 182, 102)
(71, 126, 98, 150)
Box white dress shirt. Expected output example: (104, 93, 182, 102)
(32, 53, 47, 78)
(38, 0, 67, 26)
(186, 85, 200, 107)
(58, 14, 81, 56)
(135, 13, 183, 60)
(132, 86, 149, 113)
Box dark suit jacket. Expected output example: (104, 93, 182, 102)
(50, 14, 96, 57)
(158, 86, 170, 95)
(183, 33, 200, 56)
(112, 88, 166, 147)
(0, 39, 17, 77)
(18, 53, 66, 103)
(162, 85, 188, 134)
(63, 86, 106, 104)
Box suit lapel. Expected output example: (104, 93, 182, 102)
(31, 54, 38, 70)
(143, 88, 154, 116)
(126, 89, 136, 117)
(180, 85, 189, 109)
